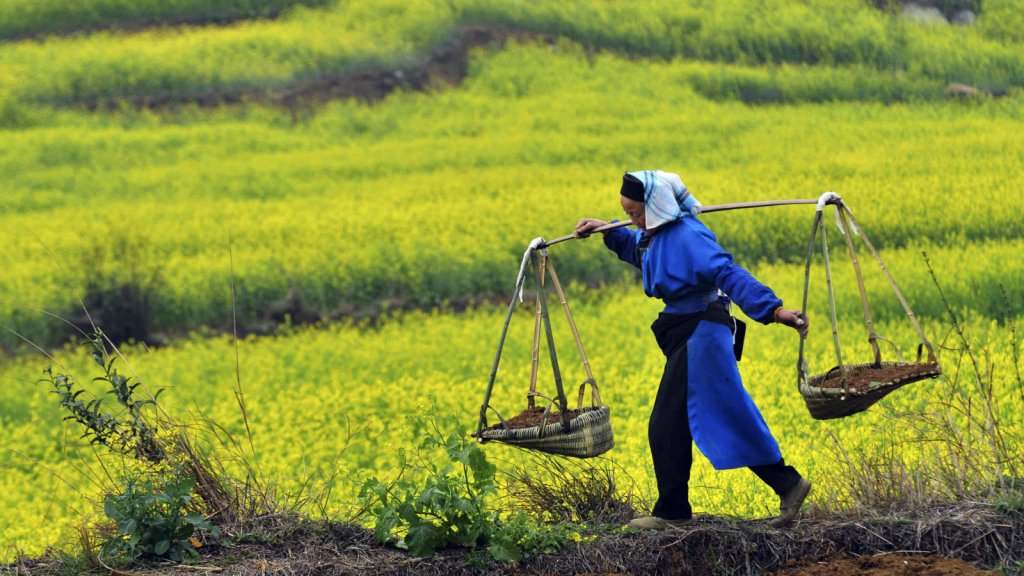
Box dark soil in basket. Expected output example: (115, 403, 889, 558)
(486, 406, 590, 431)
(815, 362, 940, 394)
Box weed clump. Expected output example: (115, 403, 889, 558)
(499, 453, 642, 526)
(36, 329, 347, 570)
(358, 407, 584, 563)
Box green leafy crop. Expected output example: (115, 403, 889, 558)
(359, 408, 570, 562)
(102, 470, 218, 562)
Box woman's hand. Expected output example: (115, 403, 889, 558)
(776, 309, 809, 339)
(575, 218, 608, 239)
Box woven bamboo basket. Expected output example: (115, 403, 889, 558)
(477, 405, 613, 458)
(476, 248, 613, 458)
(794, 198, 944, 420)
(800, 361, 942, 420)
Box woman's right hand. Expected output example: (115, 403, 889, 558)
(575, 218, 608, 238)
(776, 309, 809, 339)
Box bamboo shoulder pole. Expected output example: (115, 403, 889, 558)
(541, 198, 822, 248)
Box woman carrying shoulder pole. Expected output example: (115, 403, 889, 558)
(575, 170, 811, 529)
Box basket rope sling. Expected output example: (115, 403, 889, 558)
(474, 244, 613, 458)
(797, 194, 942, 420)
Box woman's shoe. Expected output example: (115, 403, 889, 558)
(769, 477, 811, 528)
(626, 516, 691, 530)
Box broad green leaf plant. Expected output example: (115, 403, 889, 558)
(102, 469, 218, 562)
(359, 407, 571, 562)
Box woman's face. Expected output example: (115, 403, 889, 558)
(621, 196, 646, 231)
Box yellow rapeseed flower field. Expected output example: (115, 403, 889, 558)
(1, 0, 1022, 562)
(2, 42, 1022, 348)
(1, 280, 1020, 557)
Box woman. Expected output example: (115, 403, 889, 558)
(575, 170, 811, 529)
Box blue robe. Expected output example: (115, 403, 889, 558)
(604, 218, 783, 469)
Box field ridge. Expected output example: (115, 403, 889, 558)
(7, 503, 1020, 574)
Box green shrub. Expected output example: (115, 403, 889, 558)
(41, 335, 232, 565)
(358, 408, 572, 562)
(72, 230, 163, 347)
(101, 469, 218, 562)
(992, 480, 1024, 514)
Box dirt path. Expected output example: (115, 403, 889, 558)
(774, 552, 998, 575)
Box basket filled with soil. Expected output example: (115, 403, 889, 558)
(477, 403, 613, 458)
(800, 361, 942, 420)
(475, 247, 614, 458)
(795, 197, 943, 420)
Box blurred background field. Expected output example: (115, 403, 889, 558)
(2, 41, 1022, 348)
(1, 0, 1022, 561)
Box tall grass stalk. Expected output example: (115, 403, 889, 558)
(229, 230, 258, 461)
(999, 283, 1023, 404)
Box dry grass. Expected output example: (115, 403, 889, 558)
(497, 452, 645, 526)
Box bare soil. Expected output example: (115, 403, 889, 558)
(773, 552, 997, 575)
(814, 362, 941, 394)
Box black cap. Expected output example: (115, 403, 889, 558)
(620, 173, 645, 202)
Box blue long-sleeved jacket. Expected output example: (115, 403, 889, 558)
(603, 218, 782, 323)
(605, 217, 785, 470)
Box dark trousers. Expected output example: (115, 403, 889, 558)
(649, 309, 802, 520)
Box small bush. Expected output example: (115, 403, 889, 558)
(40, 335, 232, 566)
(41, 335, 219, 562)
(42, 336, 163, 462)
(0, 90, 33, 129)
(992, 478, 1024, 515)
(101, 468, 218, 562)
(358, 407, 574, 562)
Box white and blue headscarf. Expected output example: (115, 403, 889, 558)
(623, 170, 702, 231)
